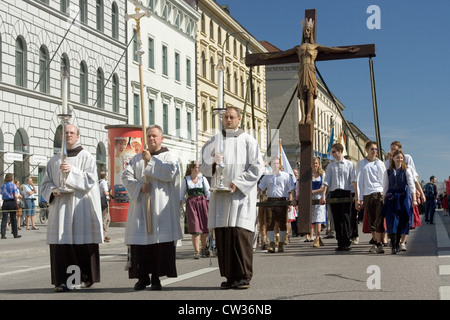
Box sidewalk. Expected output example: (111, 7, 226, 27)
(0, 222, 127, 260)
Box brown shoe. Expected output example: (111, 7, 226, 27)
(268, 242, 276, 253)
(278, 242, 284, 253)
(313, 238, 320, 247)
(104, 237, 110, 243)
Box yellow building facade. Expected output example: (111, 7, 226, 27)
(196, 0, 268, 157)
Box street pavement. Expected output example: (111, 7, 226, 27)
(1, 209, 450, 307)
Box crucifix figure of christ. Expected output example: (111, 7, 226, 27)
(246, 9, 376, 235)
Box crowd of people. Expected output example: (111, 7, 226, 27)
(253, 139, 436, 257)
(0, 174, 41, 239)
(0, 110, 441, 292)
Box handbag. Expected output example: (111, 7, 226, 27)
(17, 198, 25, 209)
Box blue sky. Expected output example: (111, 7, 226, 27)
(216, 0, 450, 184)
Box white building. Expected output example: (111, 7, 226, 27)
(0, 0, 128, 186)
(126, 0, 200, 175)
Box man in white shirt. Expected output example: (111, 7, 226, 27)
(320, 143, 356, 251)
(356, 141, 386, 253)
(258, 158, 295, 253)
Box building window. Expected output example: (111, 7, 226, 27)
(187, 112, 192, 139)
(209, 21, 214, 40)
(149, 99, 155, 125)
(211, 109, 216, 131)
(112, 74, 119, 112)
(111, 2, 119, 39)
(210, 58, 215, 83)
(134, 94, 140, 125)
(201, 52, 206, 78)
(96, 0, 104, 32)
(15, 37, 27, 88)
(175, 52, 180, 82)
(79, 0, 88, 23)
(60, 0, 69, 14)
(201, 14, 205, 33)
(162, 45, 168, 76)
(176, 108, 180, 136)
(186, 58, 191, 87)
(133, 29, 138, 62)
(202, 104, 207, 132)
(80, 61, 88, 104)
(148, 37, 154, 69)
(39, 46, 49, 93)
(163, 104, 168, 134)
(96, 68, 105, 108)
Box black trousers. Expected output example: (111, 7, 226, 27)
(329, 189, 352, 248)
(1, 199, 18, 237)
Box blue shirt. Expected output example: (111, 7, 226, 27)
(258, 171, 295, 198)
(1, 182, 18, 200)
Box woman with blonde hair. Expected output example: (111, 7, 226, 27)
(311, 157, 326, 247)
(382, 149, 417, 254)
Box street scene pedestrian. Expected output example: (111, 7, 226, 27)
(320, 143, 356, 251)
(424, 176, 438, 224)
(180, 161, 211, 259)
(200, 106, 264, 289)
(122, 125, 183, 291)
(41, 124, 104, 292)
(258, 158, 295, 253)
(356, 141, 386, 254)
(1, 173, 21, 239)
(382, 149, 417, 254)
(99, 171, 111, 243)
(23, 177, 38, 230)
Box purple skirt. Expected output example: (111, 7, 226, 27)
(186, 195, 209, 234)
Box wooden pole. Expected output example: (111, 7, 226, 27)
(127, 2, 152, 233)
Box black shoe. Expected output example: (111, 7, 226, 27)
(54, 284, 71, 292)
(233, 279, 250, 290)
(134, 276, 150, 290)
(150, 276, 162, 291)
(1, 236, 6, 239)
(14, 235, 21, 238)
(220, 281, 233, 290)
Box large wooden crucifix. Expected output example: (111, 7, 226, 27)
(246, 9, 376, 235)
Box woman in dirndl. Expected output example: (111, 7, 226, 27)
(180, 161, 210, 259)
(382, 149, 417, 254)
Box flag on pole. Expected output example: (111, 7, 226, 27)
(278, 143, 296, 183)
(337, 130, 347, 156)
(326, 126, 334, 155)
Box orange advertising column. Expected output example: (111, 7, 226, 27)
(105, 125, 144, 224)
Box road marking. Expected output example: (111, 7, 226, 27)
(162, 267, 219, 286)
(0, 265, 49, 277)
(439, 265, 450, 275)
(436, 214, 450, 248)
(440, 286, 450, 300)
(436, 214, 450, 300)
(0, 255, 117, 277)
